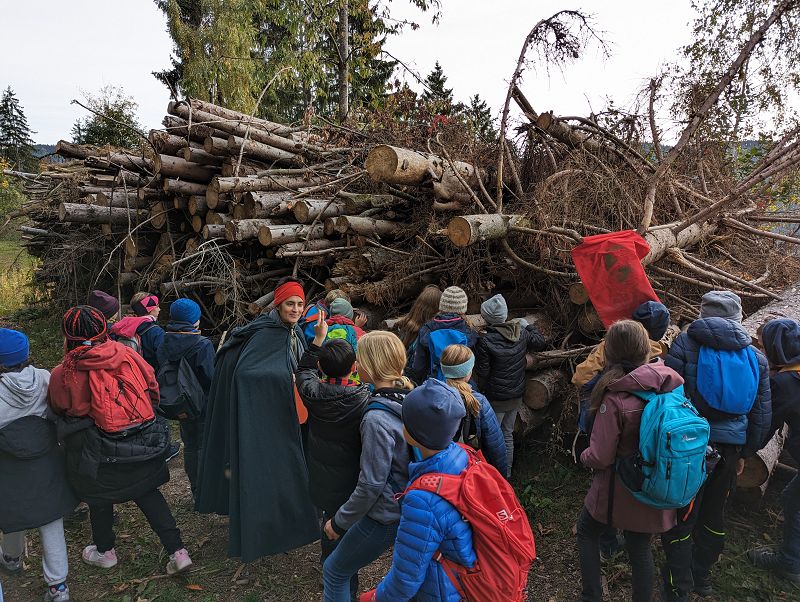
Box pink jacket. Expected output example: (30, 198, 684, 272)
(581, 360, 681, 534)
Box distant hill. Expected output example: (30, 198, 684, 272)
(32, 144, 65, 163)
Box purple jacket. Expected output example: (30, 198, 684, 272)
(581, 360, 681, 534)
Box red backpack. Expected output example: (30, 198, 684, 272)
(405, 444, 536, 602)
(87, 352, 156, 433)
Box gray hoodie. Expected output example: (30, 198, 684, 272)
(0, 366, 51, 430)
(333, 389, 410, 532)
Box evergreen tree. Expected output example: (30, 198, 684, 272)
(421, 61, 453, 114)
(465, 94, 496, 143)
(0, 87, 37, 172)
(71, 86, 144, 149)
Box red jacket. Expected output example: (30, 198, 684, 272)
(49, 340, 160, 428)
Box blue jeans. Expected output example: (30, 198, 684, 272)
(322, 516, 398, 602)
(781, 473, 800, 571)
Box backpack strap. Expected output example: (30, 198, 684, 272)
(364, 400, 402, 419)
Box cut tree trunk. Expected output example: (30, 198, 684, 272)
(58, 203, 148, 226)
(329, 216, 401, 237)
(524, 368, 568, 410)
(227, 135, 301, 165)
(188, 195, 207, 215)
(365, 145, 482, 189)
(446, 214, 530, 247)
(182, 146, 224, 167)
(149, 130, 189, 155)
(225, 219, 283, 242)
(275, 239, 351, 257)
(258, 224, 324, 247)
(202, 224, 226, 240)
(293, 199, 348, 223)
(243, 191, 296, 218)
(739, 425, 788, 488)
(186, 98, 294, 137)
(153, 154, 218, 183)
(162, 178, 208, 196)
(569, 282, 590, 305)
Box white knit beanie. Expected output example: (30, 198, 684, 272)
(439, 286, 469, 315)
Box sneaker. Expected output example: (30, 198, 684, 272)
(44, 582, 70, 601)
(165, 442, 181, 463)
(692, 576, 714, 597)
(0, 549, 21, 574)
(166, 548, 192, 575)
(81, 545, 118, 569)
(748, 548, 800, 584)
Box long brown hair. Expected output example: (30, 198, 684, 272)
(397, 285, 442, 347)
(440, 344, 481, 417)
(356, 331, 414, 390)
(589, 320, 651, 413)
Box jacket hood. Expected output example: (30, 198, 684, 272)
(608, 360, 685, 394)
(161, 326, 205, 362)
(433, 313, 466, 326)
(0, 365, 49, 411)
(310, 383, 370, 424)
(632, 301, 671, 341)
(490, 320, 521, 343)
(68, 340, 130, 371)
(327, 315, 356, 327)
(687, 317, 752, 351)
(408, 441, 468, 481)
(762, 319, 800, 367)
(0, 415, 54, 459)
(111, 315, 155, 339)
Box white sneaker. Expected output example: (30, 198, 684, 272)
(166, 548, 192, 575)
(81, 545, 118, 569)
(43, 582, 70, 601)
(0, 547, 22, 574)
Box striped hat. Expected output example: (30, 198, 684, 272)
(439, 286, 468, 315)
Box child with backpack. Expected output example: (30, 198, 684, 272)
(322, 331, 413, 602)
(154, 299, 215, 496)
(474, 293, 546, 477)
(440, 344, 508, 476)
(395, 285, 442, 366)
(109, 292, 165, 370)
(48, 306, 192, 576)
(326, 298, 366, 349)
(408, 286, 477, 385)
(748, 318, 800, 583)
(0, 328, 76, 602)
(662, 291, 771, 600)
(360, 378, 535, 602)
(301, 289, 364, 346)
(296, 314, 371, 597)
(578, 320, 687, 602)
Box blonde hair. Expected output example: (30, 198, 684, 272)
(356, 331, 414, 390)
(125, 291, 149, 316)
(440, 344, 481, 417)
(325, 289, 350, 305)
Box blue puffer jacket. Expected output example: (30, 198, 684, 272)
(408, 314, 478, 385)
(459, 389, 508, 477)
(762, 319, 800, 464)
(665, 317, 771, 457)
(376, 443, 476, 601)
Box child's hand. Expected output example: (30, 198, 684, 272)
(323, 519, 339, 540)
(354, 310, 368, 329)
(313, 311, 329, 346)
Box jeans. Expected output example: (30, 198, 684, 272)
(494, 409, 518, 478)
(576, 507, 655, 602)
(179, 419, 204, 495)
(1, 518, 68, 586)
(661, 443, 739, 598)
(320, 512, 358, 601)
(90, 489, 183, 554)
(781, 472, 800, 572)
(322, 516, 398, 602)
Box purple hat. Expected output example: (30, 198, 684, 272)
(86, 290, 120, 320)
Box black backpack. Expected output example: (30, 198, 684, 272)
(156, 345, 206, 421)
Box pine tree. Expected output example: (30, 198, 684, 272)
(0, 87, 37, 171)
(71, 86, 144, 148)
(466, 94, 496, 143)
(421, 61, 454, 114)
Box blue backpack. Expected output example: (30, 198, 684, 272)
(617, 385, 710, 509)
(697, 346, 759, 415)
(429, 328, 469, 381)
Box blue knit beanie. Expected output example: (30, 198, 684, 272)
(0, 328, 30, 368)
(170, 298, 202, 324)
(402, 379, 466, 450)
(631, 301, 671, 341)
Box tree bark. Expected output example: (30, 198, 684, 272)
(227, 135, 301, 165)
(181, 146, 224, 167)
(186, 98, 294, 137)
(446, 214, 530, 247)
(162, 178, 208, 196)
(243, 191, 296, 217)
(524, 368, 568, 410)
(365, 145, 482, 189)
(201, 224, 226, 240)
(149, 130, 190, 155)
(258, 224, 324, 247)
(569, 282, 590, 305)
(58, 203, 148, 226)
(330, 215, 401, 237)
(275, 239, 351, 257)
(293, 199, 348, 223)
(225, 218, 284, 242)
(153, 154, 218, 183)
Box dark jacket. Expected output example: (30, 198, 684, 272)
(195, 309, 319, 562)
(762, 319, 800, 463)
(156, 321, 216, 416)
(0, 415, 77, 532)
(409, 313, 478, 384)
(474, 320, 546, 403)
(458, 388, 508, 476)
(665, 317, 772, 457)
(375, 443, 476, 602)
(295, 342, 370, 514)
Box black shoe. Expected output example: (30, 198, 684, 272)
(692, 576, 713, 597)
(165, 442, 181, 463)
(748, 548, 800, 584)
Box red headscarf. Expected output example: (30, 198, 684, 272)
(274, 281, 305, 306)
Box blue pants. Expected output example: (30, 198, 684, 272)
(322, 516, 398, 602)
(781, 473, 800, 571)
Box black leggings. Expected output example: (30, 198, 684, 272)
(90, 489, 183, 554)
(576, 506, 655, 602)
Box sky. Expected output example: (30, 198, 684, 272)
(0, 0, 695, 144)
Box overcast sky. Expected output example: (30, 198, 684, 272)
(0, 1, 695, 144)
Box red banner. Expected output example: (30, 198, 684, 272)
(570, 230, 660, 328)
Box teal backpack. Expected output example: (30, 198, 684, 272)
(616, 385, 710, 510)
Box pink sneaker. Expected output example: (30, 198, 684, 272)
(166, 548, 192, 575)
(81, 545, 118, 569)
